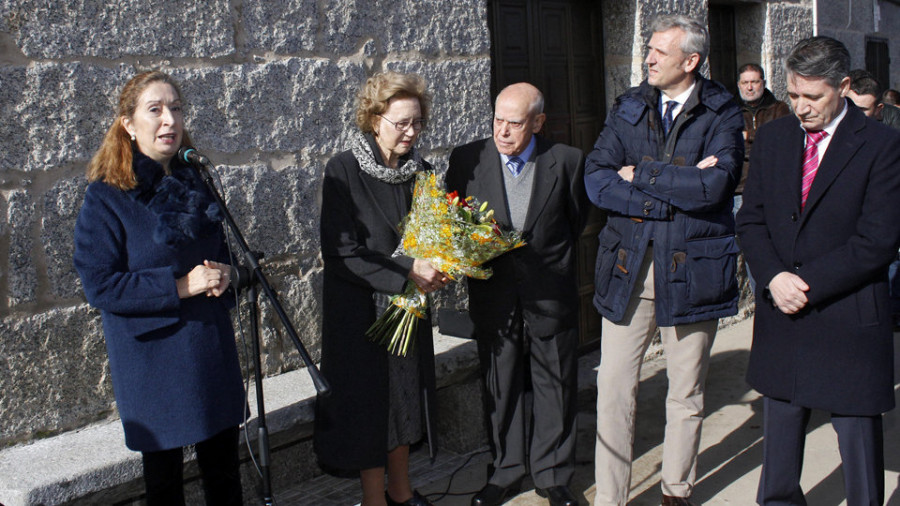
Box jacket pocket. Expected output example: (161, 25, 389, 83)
(594, 228, 622, 298)
(684, 235, 739, 306)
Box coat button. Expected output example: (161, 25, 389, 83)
(643, 209, 650, 216)
(793, 261, 802, 270)
(791, 213, 798, 222)
(644, 200, 652, 207)
(649, 177, 656, 184)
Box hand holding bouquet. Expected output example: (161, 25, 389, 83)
(366, 171, 525, 356)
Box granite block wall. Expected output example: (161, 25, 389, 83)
(0, 0, 831, 450)
(0, 0, 492, 446)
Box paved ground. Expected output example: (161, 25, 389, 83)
(285, 318, 900, 505)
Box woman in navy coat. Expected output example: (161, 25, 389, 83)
(314, 72, 446, 506)
(73, 71, 245, 506)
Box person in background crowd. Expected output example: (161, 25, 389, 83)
(735, 63, 791, 294)
(737, 36, 900, 505)
(585, 14, 744, 506)
(314, 71, 446, 506)
(446, 82, 586, 506)
(735, 63, 790, 210)
(73, 70, 245, 506)
(846, 68, 900, 129)
(882, 88, 900, 106)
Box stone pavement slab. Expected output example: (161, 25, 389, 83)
(276, 318, 900, 505)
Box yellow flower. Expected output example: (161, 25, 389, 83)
(367, 171, 525, 356)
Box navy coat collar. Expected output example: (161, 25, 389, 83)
(615, 76, 736, 126)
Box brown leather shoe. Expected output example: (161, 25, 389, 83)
(661, 495, 694, 506)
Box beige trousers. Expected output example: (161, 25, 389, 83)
(593, 250, 717, 505)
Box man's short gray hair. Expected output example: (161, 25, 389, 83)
(785, 36, 850, 89)
(650, 14, 710, 68)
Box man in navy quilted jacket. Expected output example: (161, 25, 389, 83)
(584, 14, 744, 506)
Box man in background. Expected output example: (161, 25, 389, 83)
(847, 68, 900, 129)
(735, 63, 790, 210)
(735, 63, 791, 294)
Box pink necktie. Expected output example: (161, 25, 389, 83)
(801, 130, 827, 209)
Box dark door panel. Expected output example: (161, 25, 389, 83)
(489, 0, 606, 347)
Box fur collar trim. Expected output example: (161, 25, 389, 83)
(126, 151, 223, 247)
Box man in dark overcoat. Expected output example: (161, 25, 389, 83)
(737, 36, 900, 505)
(445, 82, 586, 506)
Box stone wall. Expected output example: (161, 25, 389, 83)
(599, 0, 710, 99)
(602, 1, 814, 100)
(0, 0, 846, 451)
(0, 0, 492, 446)
(818, 0, 900, 89)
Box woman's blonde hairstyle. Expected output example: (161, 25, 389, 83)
(87, 70, 193, 190)
(355, 71, 430, 134)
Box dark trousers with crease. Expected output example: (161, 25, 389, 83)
(477, 304, 578, 489)
(142, 425, 243, 506)
(757, 396, 884, 506)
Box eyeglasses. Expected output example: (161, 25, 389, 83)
(379, 115, 427, 132)
(494, 117, 527, 131)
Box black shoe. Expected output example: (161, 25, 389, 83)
(536, 485, 579, 506)
(385, 490, 433, 506)
(471, 483, 520, 506)
(661, 495, 695, 506)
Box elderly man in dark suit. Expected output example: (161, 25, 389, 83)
(445, 82, 586, 506)
(737, 36, 900, 505)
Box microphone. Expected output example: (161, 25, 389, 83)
(177, 147, 214, 170)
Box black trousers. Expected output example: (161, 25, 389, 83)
(142, 426, 243, 506)
(477, 305, 578, 489)
(757, 396, 884, 506)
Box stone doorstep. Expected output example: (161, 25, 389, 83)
(0, 332, 481, 506)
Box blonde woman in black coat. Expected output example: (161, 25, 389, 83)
(314, 72, 448, 506)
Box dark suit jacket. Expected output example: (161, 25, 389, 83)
(314, 149, 437, 471)
(737, 101, 900, 415)
(445, 135, 587, 338)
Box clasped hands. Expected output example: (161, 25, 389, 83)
(617, 155, 718, 182)
(409, 258, 450, 294)
(176, 260, 232, 299)
(768, 271, 810, 315)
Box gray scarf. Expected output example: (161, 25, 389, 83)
(351, 131, 421, 184)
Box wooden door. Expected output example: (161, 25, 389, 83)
(708, 4, 738, 97)
(866, 37, 890, 91)
(489, 0, 606, 347)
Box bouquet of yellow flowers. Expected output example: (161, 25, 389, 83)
(366, 171, 525, 356)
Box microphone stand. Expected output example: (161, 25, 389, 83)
(192, 160, 330, 506)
